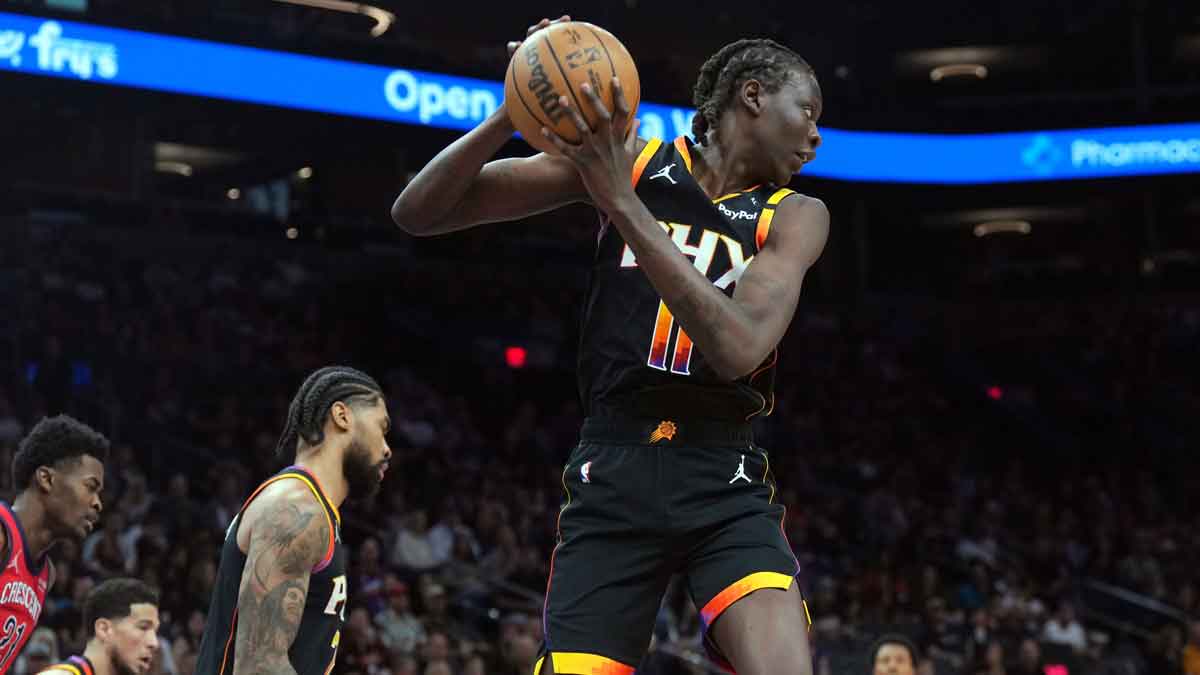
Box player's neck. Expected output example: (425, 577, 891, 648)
(692, 133, 760, 199)
(293, 450, 348, 508)
(81, 642, 110, 675)
(10, 492, 55, 560)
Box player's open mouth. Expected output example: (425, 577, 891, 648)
(138, 655, 152, 671)
(378, 462, 389, 480)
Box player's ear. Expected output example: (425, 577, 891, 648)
(329, 401, 352, 433)
(94, 617, 113, 641)
(35, 465, 55, 494)
(739, 79, 764, 116)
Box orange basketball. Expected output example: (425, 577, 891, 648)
(504, 21, 641, 155)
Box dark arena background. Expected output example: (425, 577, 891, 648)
(2, 1, 1199, 674)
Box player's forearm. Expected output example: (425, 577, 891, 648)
(231, 575, 307, 675)
(607, 196, 765, 379)
(391, 106, 515, 234)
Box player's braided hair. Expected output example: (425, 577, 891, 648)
(275, 366, 382, 459)
(691, 39, 814, 146)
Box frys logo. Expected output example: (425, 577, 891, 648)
(524, 41, 565, 123)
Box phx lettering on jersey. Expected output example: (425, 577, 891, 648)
(621, 222, 754, 290)
(0, 581, 42, 621)
(524, 42, 564, 123)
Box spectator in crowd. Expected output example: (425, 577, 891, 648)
(376, 581, 426, 656)
(1042, 601, 1087, 654)
(871, 634, 920, 675)
(1012, 639, 1044, 675)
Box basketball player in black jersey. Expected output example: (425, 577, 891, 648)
(393, 19, 827, 675)
(37, 578, 161, 675)
(195, 366, 392, 675)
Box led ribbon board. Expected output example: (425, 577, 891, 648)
(3, 11, 1199, 184)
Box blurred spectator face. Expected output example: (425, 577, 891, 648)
(425, 586, 447, 616)
(73, 576, 96, 605)
(452, 532, 475, 562)
(348, 607, 372, 634)
(360, 537, 381, 570)
(463, 655, 485, 675)
(873, 643, 915, 675)
(424, 660, 452, 675)
(1190, 620, 1200, 645)
(392, 656, 418, 675)
(500, 613, 529, 644)
(1054, 602, 1069, 622)
(167, 473, 189, 498)
(1018, 639, 1040, 669)
(408, 509, 428, 532)
(972, 608, 990, 629)
(388, 585, 410, 613)
(425, 631, 450, 662)
(925, 597, 946, 625)
(188, 610, 207, 639)
(985, 642, 1004, 667)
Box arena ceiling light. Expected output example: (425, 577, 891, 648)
(920, 207, 1086, 229)
(271, 0, 395, 37)
(154, 160, 193, 176)
(930, 63, 988, 82)
(973, 220, 1032, 237)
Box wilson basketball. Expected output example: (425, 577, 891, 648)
(504, 21, 641, 155)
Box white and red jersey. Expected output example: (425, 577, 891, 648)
(0, 502, 51, 674)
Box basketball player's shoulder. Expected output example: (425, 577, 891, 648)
(758, 189, 828, 264)
(244, 477, 331, 545)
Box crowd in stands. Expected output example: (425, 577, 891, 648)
(1, 219, 1197, 675)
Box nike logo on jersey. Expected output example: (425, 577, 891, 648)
(648, 164, 677, 185)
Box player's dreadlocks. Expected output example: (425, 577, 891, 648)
(275, 366, 382, 459)
(691, 39, 814, 146)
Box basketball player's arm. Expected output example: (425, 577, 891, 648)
(231, 484, 330, 675)
(391, 113, 589, 236)
(611, 194, 829, 379)
(391, 17, 593, 235)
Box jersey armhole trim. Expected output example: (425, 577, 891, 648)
(238, 474, 336, 572)
(0, 508, 11, 570)
(755, 188, 796, 250)
(672, 136, 693, 173)
(631, 138, 662, 187)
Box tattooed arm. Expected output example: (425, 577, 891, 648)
(232, 483, 330, 675)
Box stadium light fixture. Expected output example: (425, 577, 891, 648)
(271, 0, 395, 37)
(973, 220, 1032, 237)
(930, 63, 988, 82)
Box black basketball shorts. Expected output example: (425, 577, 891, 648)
(534, 416, 808, 675)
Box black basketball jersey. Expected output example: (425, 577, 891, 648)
(195, 466, 347, 675)
(579, 135, 798, 421)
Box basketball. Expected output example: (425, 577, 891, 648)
(504, 21, 641, 155)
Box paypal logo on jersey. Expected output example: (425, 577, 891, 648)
(717, 202, 757, 221)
